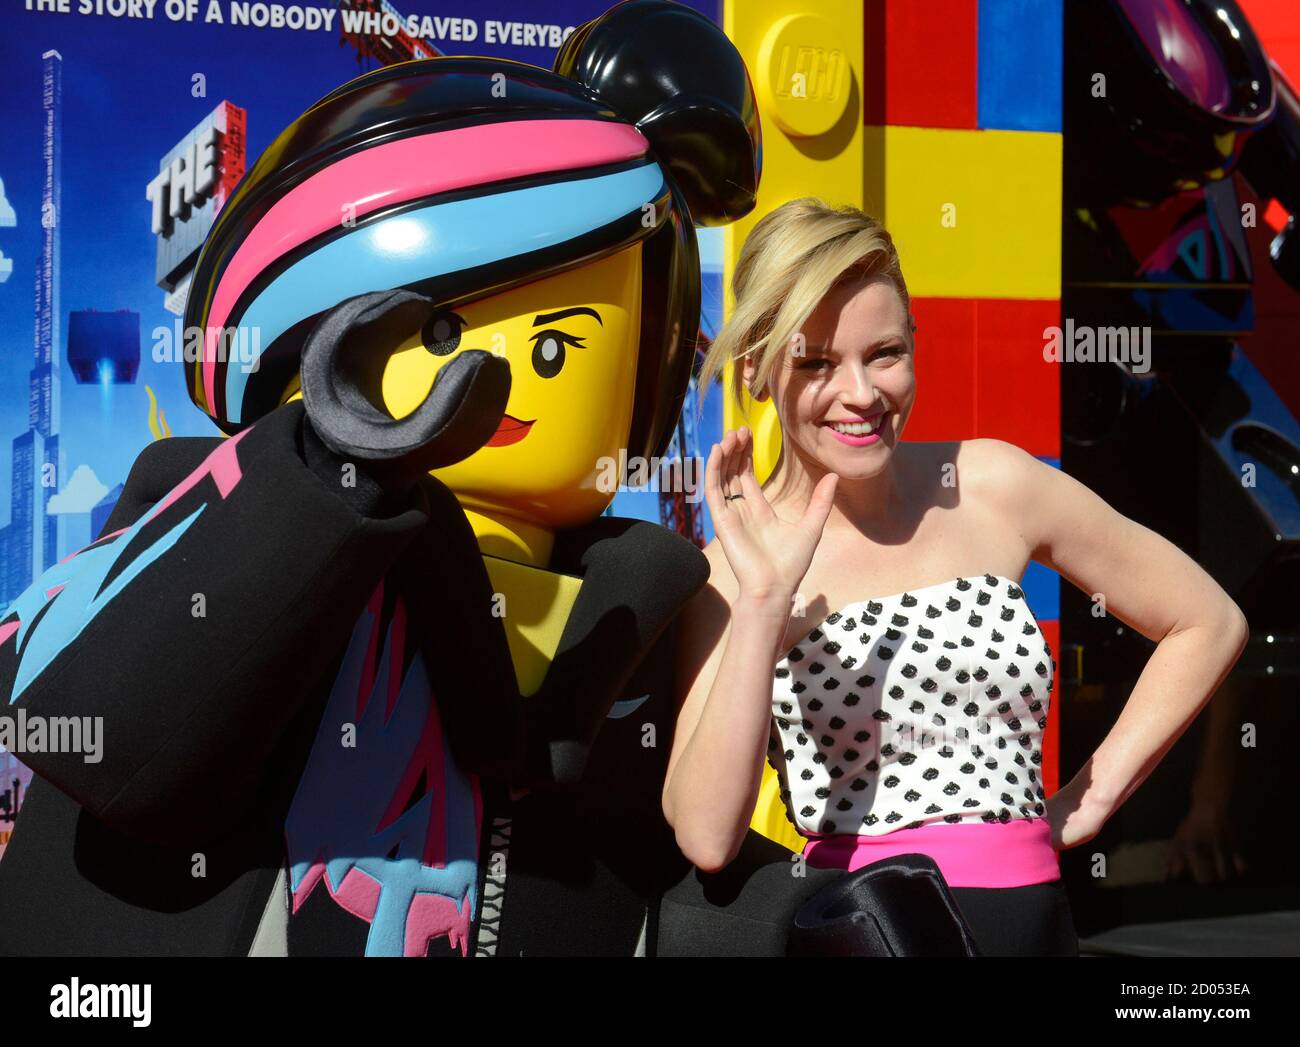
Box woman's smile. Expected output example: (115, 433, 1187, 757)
(823, 411, 888, 446)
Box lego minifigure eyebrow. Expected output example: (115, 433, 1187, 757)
(533, 307, 603, 327)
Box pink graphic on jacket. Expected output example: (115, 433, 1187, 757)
(285, 583, 483, 956)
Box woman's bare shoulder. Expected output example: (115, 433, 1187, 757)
(900, 437, 1049, 538)
(907, 436, 1046, 503)
(960, 437, 1045, 487)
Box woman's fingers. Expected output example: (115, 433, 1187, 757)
(703, 441, 728, 522)
(715, 428, 744, 510)
(710, 425, 784, 529)
(801, 470, 839, 535)
(711, 429, 731, 504)
(724, 427, 745, 497)
(717, 428, 736, 494)
(736, 426, 773, 519)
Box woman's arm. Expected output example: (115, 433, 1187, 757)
(662, 426, 837, 872)
(972, 439, 1250, 849)
(662, 549, 794, 872)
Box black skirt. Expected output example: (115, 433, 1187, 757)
(949, 881, 1080, 956)
(658, 830, 1082, 957)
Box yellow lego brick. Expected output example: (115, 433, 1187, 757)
(753, 762, 809, 854)
(721, 0, 867, 476)
(723, 0, 866, 306)
(864, 125, 1062, 300)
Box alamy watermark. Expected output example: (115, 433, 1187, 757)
(596, 448, 704, 502)
(50, 979, 150, 1028)
(0, 711, 102, 764)
(1043, 319, 1151, 374)
(152, 320, 262, 374)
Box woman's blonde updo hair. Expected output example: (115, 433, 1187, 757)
(697, 198, 913, 418)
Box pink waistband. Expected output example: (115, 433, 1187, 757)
(802, 818, 1060, 888)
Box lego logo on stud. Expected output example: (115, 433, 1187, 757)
(757, 14, 851, 139)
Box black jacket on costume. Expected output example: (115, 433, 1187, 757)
(0, 401, 708, 956)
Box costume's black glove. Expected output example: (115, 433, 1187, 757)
(298, 289, 510, 514)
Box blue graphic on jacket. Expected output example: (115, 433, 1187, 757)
(3, 504, 204, 705)
(285, 584, 482, 956)
(2, 428, 249, 704)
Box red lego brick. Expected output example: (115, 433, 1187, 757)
(973, 297, 1061, 457)
(864, 0, 979, 129)
(906, 297, 977, 440)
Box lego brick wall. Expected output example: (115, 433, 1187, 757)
(864, 0, 1065, 789)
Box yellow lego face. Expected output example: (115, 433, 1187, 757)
(379, 244, 643, 530)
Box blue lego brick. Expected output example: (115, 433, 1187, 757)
(978, 0, 1063, 132)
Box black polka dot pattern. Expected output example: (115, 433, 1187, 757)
(770, 575, 1053, 836)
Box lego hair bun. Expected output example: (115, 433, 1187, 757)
(555, 0, 762, 225)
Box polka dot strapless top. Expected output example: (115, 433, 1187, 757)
(769, 574, 1055, 837)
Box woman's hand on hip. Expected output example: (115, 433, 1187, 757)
(1044, 777, 1110, 851)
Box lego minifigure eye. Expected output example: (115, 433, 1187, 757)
(529, 329, 585, 379)
(423, 310, 466, 356)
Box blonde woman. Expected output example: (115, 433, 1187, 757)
(662, 198, 1249, 956)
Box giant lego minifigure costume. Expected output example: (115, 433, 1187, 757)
(0, 0, 773, 956)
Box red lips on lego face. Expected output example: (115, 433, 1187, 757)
(485, 415, 536, 447)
